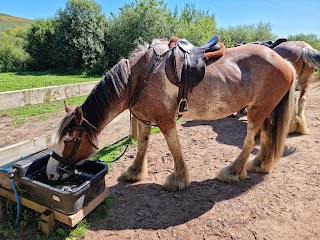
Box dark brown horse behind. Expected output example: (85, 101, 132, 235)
(237, 40, 320, 134)
(273, 41, 320, 134)
(46, 38, 296, 191)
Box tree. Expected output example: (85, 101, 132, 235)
(26, 0, 108, 73)
(172, 3, 217, 46)
(105, 0, 217, 67)
(55, 0, 108, 72)
(288, 33, 320, 51)
(105, 0, 173, 66)
(0, 27, 30, 72)
(25, 18, 57, 70)
(217, 22, 278, 48)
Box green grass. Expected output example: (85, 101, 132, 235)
(0, 71, 101, 92)
(91, 137, 136, 167)
(0, 96, 87, 127)
(0, 195, 116, 240)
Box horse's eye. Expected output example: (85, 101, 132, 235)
(64, 139, 72, 144)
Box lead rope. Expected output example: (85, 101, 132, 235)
(106, 111, 133, 163)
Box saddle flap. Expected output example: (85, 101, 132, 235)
(165, 46, 183, 87)
(165, 42, 205, 88)
(186, 49, 206, 87)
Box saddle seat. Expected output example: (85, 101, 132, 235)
(262, 38, 287, 49)
(165, 35, 226, 114)
(178, 35, 220, 53)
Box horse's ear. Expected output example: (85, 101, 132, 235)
(74, 106, 83, 126)
(64, 101, 72, 113)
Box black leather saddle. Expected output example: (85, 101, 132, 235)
(235, 38, 287, 49)
(165, 35, 222, 113)
(261, 38, 287, 48)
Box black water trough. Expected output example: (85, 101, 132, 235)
(0, 149, 108, 215)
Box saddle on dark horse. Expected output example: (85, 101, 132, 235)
(165, 35, 225, 114)
(235, 38, 287, 49)
(254, 38, 287, 49)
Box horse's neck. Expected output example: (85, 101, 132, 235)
(80, 72, 131, 135)
(81, 99, 128, 135)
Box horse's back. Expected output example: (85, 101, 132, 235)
(207, 44, 293, 81)
(273, 41, 312, 58)
(184, 44, 295, 120)
(276, 40, 313, 50)
(273, 40, 316, 76)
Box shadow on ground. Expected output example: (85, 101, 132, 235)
(89, 173, 265, 231)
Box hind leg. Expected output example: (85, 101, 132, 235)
(217, 114, 264, 182)
(120, 121, 151, 181)
(160, 122, 190, 191)
(290, 72, 312, 134)
(247, 118, 275, 173)
(295, 81, 310, 134)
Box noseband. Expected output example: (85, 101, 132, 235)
(51, 126, 98, 172)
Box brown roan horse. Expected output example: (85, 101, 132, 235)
(46, 39, 296, 191)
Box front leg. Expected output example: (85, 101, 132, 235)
(160, 123, 190, 191)
(120, 120, 151, 181)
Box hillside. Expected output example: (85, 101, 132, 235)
(0, 13, 31, 32)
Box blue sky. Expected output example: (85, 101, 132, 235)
(1, 0, 319, 37)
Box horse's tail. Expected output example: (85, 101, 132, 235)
(301, 47, 320, 70)
(262, 63, 296, 170)
(301, 47, 320, 86)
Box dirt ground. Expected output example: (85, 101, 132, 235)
(1, 85, 320, 239)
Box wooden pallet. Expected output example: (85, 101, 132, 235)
(0, 187, 109, 234)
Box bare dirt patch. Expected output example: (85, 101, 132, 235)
(1, 87, 320, 239)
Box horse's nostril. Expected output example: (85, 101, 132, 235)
(49, 174, 55, 180)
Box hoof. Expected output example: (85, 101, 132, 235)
(247, 160, 270, 173)
(163, 173, 190, 191)
(295, 125, 309, 135)
(217, 165, 247, 183)
(289, 116, 309, 134)
(120, 166, 147, 181)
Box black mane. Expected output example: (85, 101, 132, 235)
(81, 59, 131, 130)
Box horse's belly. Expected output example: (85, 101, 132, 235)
(181, 100, 240, 120)
(179, 81, 250, 120)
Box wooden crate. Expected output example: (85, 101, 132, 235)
(0, 186, 109, 234)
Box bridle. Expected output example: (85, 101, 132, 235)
(51, 125, 99, 173)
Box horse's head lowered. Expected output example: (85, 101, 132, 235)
(46, 101, 99, 180)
